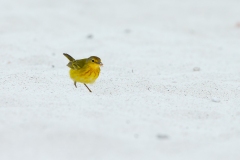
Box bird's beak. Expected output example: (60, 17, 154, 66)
(99, 62, 103, 66)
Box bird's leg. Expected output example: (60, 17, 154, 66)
(74, 81, 77, 88)
(84, 83, 92, 92)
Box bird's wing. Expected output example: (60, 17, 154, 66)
(67, 59, 86, 69)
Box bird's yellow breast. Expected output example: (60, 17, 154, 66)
(69, 65, 100, 84)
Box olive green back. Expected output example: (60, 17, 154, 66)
(64, 53, 87, 70)
(67, 59, 87, 69)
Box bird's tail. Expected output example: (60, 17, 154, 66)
(63, 53, 75, 61)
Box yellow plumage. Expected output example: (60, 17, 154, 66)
(63, 53, 103, 92)
(69, 67, 100, 84)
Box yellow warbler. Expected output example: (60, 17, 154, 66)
(63, 53, 103, 92)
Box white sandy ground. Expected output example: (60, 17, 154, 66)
(0, 0, 240, 159)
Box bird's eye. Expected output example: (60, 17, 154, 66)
(92, 59, 95, 62)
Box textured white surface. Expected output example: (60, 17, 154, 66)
(0, 0, 240, 159)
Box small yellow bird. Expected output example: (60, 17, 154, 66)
(63, 53, 103, 92)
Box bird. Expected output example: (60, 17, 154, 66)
(63, 53, 103, 92)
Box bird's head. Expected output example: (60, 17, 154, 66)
(87, 56, 103, 68)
